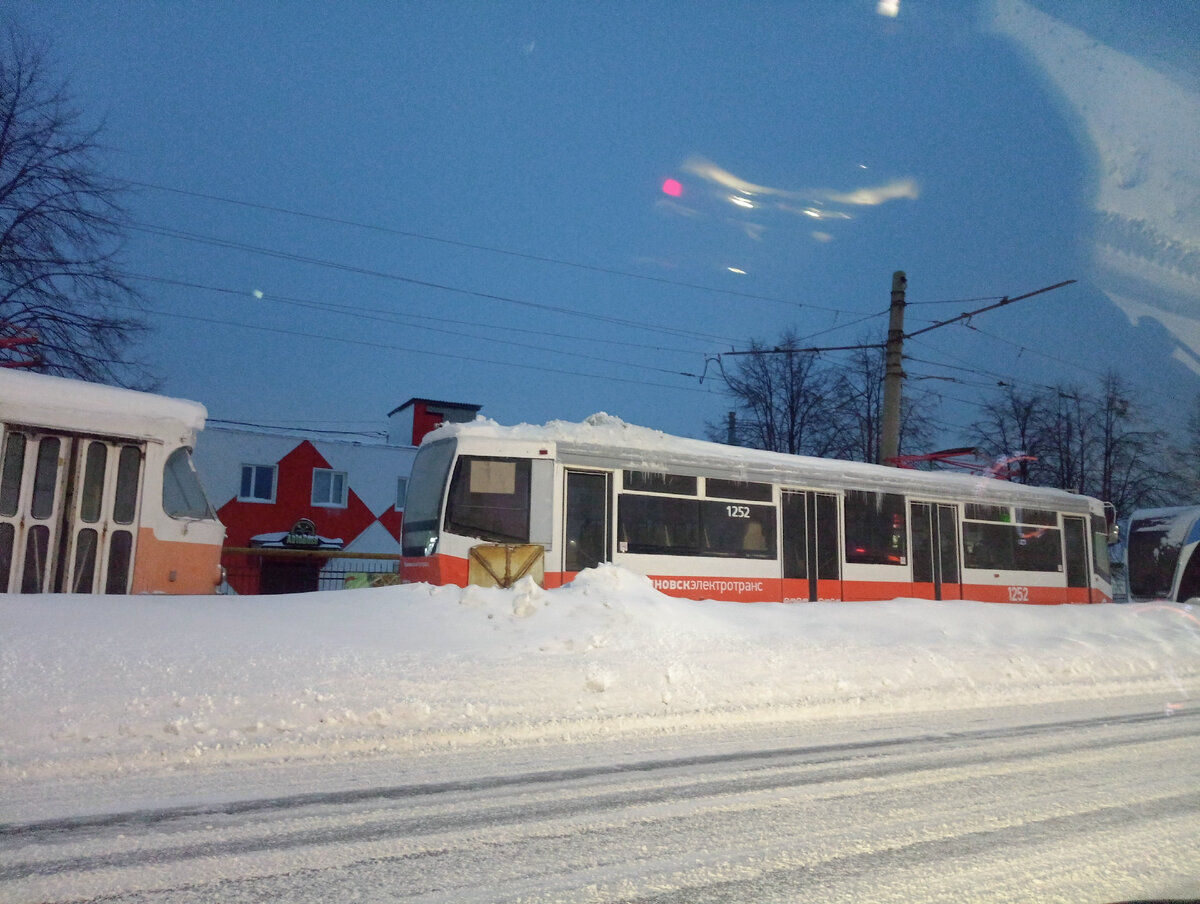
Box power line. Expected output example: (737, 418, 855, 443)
(902, 281, 1076, 340)
(127, 179, 861, 316)
(113, 303, 716, 396)
(912, 324, 1198, 414)
(129, 272, 708, 357)
(905, 295, 1005, 306)
(208, 418, 386, 439)
(128, 273, 708, 378)
(129, 222, 745, 347)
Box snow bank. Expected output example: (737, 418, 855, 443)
(3, 566, 1198, 789)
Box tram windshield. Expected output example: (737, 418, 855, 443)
(400, 439, 457, 557)
(1125, 507, 1200, 601)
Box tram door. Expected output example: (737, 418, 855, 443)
(910, 502, 961, 600)
(781, 490, 840, 601)
(0, 429, 144, 594)
(1063, 516, 1092, 603)
(563, 470, 611, 573)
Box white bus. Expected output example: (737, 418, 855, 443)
(400, 416, 1114, 605)
(1125, 506, 1200, 603)
(0, 369, 225, 594)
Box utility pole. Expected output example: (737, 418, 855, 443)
(879, 271, 907, 465)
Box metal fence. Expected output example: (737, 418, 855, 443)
(220, 548, 403, 595)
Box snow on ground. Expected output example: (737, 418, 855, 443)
(3, 565, 1198, 806)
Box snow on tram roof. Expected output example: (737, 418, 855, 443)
(0, 368, 207, 442)
(428, 413, 1097, 511)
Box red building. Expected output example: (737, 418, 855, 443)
(192, 398, 480, 593)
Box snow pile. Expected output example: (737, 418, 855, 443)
(3, 566, 1199, 788)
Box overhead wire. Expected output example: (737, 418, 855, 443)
(128, 273, 708, 374)
(910, 325, 1198, 419)
(108, 302, 717, 395)
(125, 181, 1199, 442)
(127, 179, 863, 316)
(129, 222, 745, 347)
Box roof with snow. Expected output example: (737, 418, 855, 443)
(0, 368, 207, 443)
(429, 413, 1100, 513)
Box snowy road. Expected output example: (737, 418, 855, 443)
(4, 699, 1198, 904)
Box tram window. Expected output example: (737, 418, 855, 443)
(965, 503, 1011, 522)
(1013, 526, 1062, 572)
(31, 437, 60, 520)
(964, 522, 1014, 569)
(106, 530, 133, 594)
(22, 524, 50, 593)
(114, 445, 142, 523)
(844, 490, 907, 565)
(1176, 549, 1200, 602)
(705, 478, 772, 502)
(699, 501, 776, 558)
(964, 522, 1063, 572)
(618, 494, 699, 555)
(1091, 514, 1111, 582)
(80, 442, 107, 523)
(72, 528, 99, 592)
(0, 432, 26, 517)
(0, 522, 13, 589)
(1064, 517, 1089, 588)
(163, 447, 213, 520)
(1015, 508, 1057, 526)
(402, 440, 456, 557)
(623, 470, 697, 496)
(1127, 527, 1175, 597)
(446, 456, 532, 544)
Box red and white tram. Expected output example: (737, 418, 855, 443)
(0, 369, 226, 594)
(400, 417, 1114, 604)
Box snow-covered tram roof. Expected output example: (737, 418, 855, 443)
(1128, 506, 1200, 544)
(427, 413, 1099, 514)
(0, 369, 207, 445)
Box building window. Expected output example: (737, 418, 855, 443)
(312, 469, 348, 507)
(396, 477, 408, 510)
(239, 464, 277, 502)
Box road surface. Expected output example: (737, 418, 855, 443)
(3, 699, 1198, 903)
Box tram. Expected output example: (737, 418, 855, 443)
(1125, 506, 1200, 603)
(400, 416, 1115, 604)
(0, 369, 225, 594)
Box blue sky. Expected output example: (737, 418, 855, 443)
(10, 0, 1199, 447)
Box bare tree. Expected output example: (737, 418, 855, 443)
(1151, 392, 1200, 504)
(967, 385, 1048, 484)
(1171, 394, 1200, 501)
(828, 343, 883, 462)
(0, 26, 149, 383)
(712, 330, 843, 456)
(1090, 372, 1166, 513)
(970, 374, 1172, 516)
(830, 342, 938, 463)
(711, 331, 938, 462)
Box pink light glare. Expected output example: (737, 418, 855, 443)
(661, 178, 683, 197)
